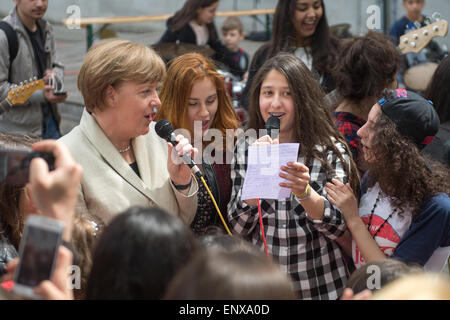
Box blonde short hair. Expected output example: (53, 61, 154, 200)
(78, 40, 166, 112)
(373, 273, 450, 300)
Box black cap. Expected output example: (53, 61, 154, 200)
(379, 89, 440, 150)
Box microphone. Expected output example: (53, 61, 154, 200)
(265, 115, 280, 139)
(155, 119, 203, 178)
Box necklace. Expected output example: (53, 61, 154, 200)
(367, 190, 397, 239)
(118, 145, 131, 153)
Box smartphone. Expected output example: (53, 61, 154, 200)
(13, 215, 64, 299)
(0, 148, 55, 186)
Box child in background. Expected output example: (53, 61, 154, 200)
(221, 16, 249, 80)
(389, 0, 426, 46)
(388, 0, 444, 91)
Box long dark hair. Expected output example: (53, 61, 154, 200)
(248, 53, 359, 191)
(267, 0, 339, 75)
(86, 207, 198, 300)
(425, 55, 450, 123)
(169, 0, 219, 41)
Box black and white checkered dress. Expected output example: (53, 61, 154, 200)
(227, 137, 351, 300)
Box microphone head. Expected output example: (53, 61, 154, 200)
(265, 115, 280, 130)
(155, 119, 174, 141)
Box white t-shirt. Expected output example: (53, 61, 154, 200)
(352, 183, 412, 268)
(353, 183, 450, 273)
(189, 20, 209, 46)
(294, 47, 313, 71)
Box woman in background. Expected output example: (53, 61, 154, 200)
(158, 0, 243, 77)
(242, 0, 340, 108)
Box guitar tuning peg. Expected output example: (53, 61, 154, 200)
(19, 82, 23, 86)
(33, 76, 37, 81)
(24, 80, 28, 84)
(431, 12, 441, 22)
(424, 17, 432, 26)
(414, 21, 422, 30)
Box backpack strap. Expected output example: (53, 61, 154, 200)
(0, 21, 19, 82)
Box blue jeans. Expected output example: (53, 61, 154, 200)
(42, 113, 61, 139)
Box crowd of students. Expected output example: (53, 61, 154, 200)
(0, 0, 449, 300)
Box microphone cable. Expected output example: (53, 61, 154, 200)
(257, 199, 270, 259)
(155, 120, 231, 235)
(199, 175, 232, 235)
(256, 115, 280, 260)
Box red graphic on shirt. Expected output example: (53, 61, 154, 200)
(353, 215, 401, 267)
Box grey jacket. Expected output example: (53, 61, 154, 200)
(0, 6, 64, 135)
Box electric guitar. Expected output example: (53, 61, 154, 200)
(0, 78, 45, 115)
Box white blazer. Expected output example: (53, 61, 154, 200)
(60, 109, 198, 224)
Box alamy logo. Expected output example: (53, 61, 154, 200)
(66, 5, 81, 30)
(67, 265, 81, 290)
(366, 265, 381, 290)
(367, 5, 381, 30)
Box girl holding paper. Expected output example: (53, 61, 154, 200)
(227, 53, 359, 300)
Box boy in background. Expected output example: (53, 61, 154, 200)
(221, 16, 249, 80)
(388, 0, 444, 91)
(389, 0, 426, 46)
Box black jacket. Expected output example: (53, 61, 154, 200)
(158, 18, 244, 78)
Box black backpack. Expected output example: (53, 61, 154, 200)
(0, 21, 19, 81)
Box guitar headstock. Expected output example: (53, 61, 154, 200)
(399, 19, 448, 54)
(7, 78, 45, 105)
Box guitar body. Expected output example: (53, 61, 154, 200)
(403, 62, 439, 92)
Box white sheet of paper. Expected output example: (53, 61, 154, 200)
(241, 143, 300, 200)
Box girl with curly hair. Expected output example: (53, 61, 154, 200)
(326, 89, 450, 273)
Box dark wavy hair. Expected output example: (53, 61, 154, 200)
(169, 0, 219, 41)
(248, 53, 360, 191)
(86, 206, 198, 300)
(425, 55, 450, 123)
(366, 105, 450, 216)
(334, 31, 401, 103)
(267, 0, 339, 75)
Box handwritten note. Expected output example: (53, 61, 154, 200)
(241, 143, 300, 200)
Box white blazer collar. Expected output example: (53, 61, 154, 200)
(78, 110, 162, 207)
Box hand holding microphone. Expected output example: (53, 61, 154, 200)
(156, 120, 232, 234)
(252, 115, 281, 146)
(155, 120, 202, 189)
